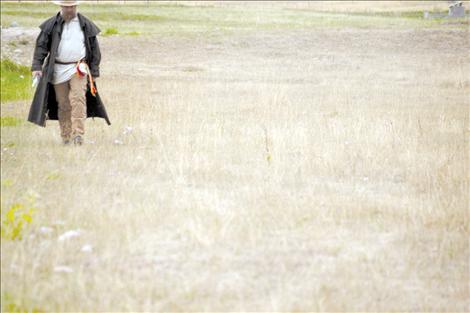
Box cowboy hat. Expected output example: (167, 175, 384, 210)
(52, 0, 80, 6)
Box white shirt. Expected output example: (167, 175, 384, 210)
(53, 16, 86, 85)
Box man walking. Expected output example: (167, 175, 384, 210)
(28, 0, 110, 145)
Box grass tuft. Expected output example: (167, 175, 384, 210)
(0, 59, 32, 103)
(125, 31, 141, 36)
(103, 27, 119, 36)
(1, 293, 44, 313)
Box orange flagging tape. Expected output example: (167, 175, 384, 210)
(76, 60, 97, 97)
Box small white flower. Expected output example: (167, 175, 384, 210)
(123, 126, 133, 135)
(40, 226, 54, 234)
(58, 230, 81, 241)
(26, 190, 41, 199)
(81, 244, 93, 253)
(54, 266, 73, 273)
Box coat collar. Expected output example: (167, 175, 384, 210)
(77, 13, 101, 37)
(54, 12, 100, 37)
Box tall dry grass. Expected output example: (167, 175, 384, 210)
(1, 3, 469, 312)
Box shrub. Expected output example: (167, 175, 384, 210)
(1, 203, 36, 240)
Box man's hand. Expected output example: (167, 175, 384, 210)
(32, 71, 42, 78)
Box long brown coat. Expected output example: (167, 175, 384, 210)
(28, 12, 110, 127)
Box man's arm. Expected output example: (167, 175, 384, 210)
(31, 30, 50, 75)
(89, 36, 101, 78)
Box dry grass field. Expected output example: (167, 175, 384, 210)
(1, 1, 469, 312)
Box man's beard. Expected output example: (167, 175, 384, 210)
(62, 12, 76, 21)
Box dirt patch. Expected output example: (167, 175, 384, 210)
(1, 26, 39, 65)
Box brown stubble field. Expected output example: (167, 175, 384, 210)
(1, 1, 469, 312)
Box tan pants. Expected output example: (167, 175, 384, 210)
(53, 74, 87, 140)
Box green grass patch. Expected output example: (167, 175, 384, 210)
(1, 59, 32, 103)
(1, 116, 23, 127)
(103, 27, 119, 36)
(125, 31, 141, 36)
(290, 9, 449, 19)
(1, 179, 14, 187)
